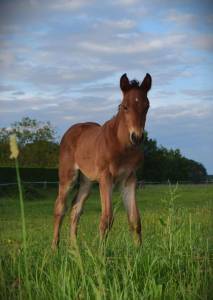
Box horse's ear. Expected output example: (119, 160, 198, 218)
(140, 73, 152, 93)
(120, 73, 130, 92)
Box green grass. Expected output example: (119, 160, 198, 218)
(0, 184, 212, 299)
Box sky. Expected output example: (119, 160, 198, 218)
(0, 0, 213, 173)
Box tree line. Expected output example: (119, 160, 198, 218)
(0, 117, 207, 183)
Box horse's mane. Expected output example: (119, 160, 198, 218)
(129, 79, 140, 89)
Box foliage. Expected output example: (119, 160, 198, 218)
(0, 117, 58, 168)
(5, 117, 56, 145)
(137, 132, 207, 182)
(0, 167, 58, 184)
(19, 141, 59, 168)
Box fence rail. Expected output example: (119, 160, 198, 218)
(0, 181, 58, 184)
(0, 180, 212, 188)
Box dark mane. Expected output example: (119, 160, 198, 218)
(129, 79, 140, 89)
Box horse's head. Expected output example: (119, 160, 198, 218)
(120, 73, 152, 146)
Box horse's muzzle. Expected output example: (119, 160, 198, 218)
(130, 132, 144, 146)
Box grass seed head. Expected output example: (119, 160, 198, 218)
(9, 134, 19, 159)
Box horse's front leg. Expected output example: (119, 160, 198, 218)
(122, 172, 142, 246)
(99, 173, 113, 241)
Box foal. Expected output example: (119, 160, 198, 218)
(52, 73, 152, 249)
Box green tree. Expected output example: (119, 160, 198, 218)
(0, 117, 58, 167)
(0, 127, 9, 143)
(20, 141, 59, 168)
(10, 117, 57, 145)
(137, 131, 207, 183)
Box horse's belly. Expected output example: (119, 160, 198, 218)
(75, 157, 98, 181)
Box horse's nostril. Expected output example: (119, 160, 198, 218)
(130, 132, 143, 145)
(130, 132, 137, 144)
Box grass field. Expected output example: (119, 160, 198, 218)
(0, 184, 212, 299)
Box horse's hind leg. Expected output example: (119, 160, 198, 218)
(52, 169, 78, 250)
(70, 174, 92, 243)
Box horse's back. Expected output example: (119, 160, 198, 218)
(61, 122, 100, 146)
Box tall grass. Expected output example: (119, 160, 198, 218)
(6, 135, 31, 299)
(0, 168, 212, 299)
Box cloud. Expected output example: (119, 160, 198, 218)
(166, 10, 198, 25)
(191, 35, 213, 52)
(115, 0, 139, 5)
(78, 33, 187, 56)
(0, 98, 58, 113)
(150, 102, 213, 121)
(0, 0, 213, 172)
(49, 0, 93, 11)
(93, 18, 136, 30)
(181, 89, 213, 101)
(0, 84, 15, 92)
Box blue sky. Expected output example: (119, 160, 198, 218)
(0, 0, 213, 173)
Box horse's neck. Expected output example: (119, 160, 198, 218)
(105, 112, 129, 148)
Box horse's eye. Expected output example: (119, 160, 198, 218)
(123, 105, 128, 111)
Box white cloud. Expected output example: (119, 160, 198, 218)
(181, 89, 213, 101)
(113, 0, 140, 6)
(93, 18, 136, 30)
(150, 102, 213, 120)
(49, 0, 93, 11)
(166, 10, 197, 25)
(191, 35, 213, 51)
(79, 33, 186, 55)
(0, 51, 15, 68)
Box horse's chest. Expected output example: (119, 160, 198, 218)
(110, 151, 142, 179)
(116, 166, 133, 181)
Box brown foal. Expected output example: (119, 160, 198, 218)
(52, 73, 152, 249)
